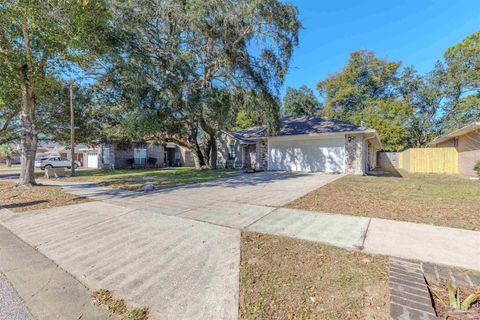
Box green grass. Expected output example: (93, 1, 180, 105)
(47, 167, 235, 191)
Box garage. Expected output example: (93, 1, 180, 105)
(268, 136, 345, 173)
(86, 152, 99, 168)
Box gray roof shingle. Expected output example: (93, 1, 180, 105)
(228, 116, 368, 143)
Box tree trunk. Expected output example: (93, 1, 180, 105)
(186, 121, 205, 169)
(5, 156, 11, 167)
(18, 83, 37, 186)
(202, 140, 211, 168)
(191, 140, 205, 169)
(209, 133, 217, 169)
(198, 115, 218, 169)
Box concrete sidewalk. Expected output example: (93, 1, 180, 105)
(1, 202, 240, 320)
(363, 218, 480, 271)
(0, 222, 112, 320)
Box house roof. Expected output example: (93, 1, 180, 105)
(428, 121, 480, 146)
(227, 115, 377, 143)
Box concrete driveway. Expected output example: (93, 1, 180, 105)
(1, 171, 344, 320)
(57, 171, 343, 228)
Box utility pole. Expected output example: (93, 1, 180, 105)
(70, 81, 76, 177)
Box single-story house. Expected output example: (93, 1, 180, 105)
(79, 142, 195, 169)
(57, 145, 87, 167)
(429, 121, 480, 176)
(218, 115, 381, 175)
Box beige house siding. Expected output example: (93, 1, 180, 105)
(178, 146, 195, 167)
(433, 129, 480, 176)
(458, 130, 480, 176)
(217, 133, 245, 169)
(436, 139, 456, 148)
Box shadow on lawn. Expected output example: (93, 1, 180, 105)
(367, 168, 404, 178)
(4, 200, 48, 210)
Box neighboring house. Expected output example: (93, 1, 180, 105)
(429, 121, 480, 176)
(219, 115, 381, 174)
(79, 142, 195, 169)
(36, 144, 62, 158)
(57, 145, 86, 167)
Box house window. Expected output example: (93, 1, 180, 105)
(103, 146, 111, 164)
(134, 146, 147, 165)
(228, 144, 236, 160)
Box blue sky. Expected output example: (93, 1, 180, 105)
(283, 0, 480, 97)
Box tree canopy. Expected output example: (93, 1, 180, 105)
(315, 34, 480, 152)
(0, 0, 114, 185)
(283, 85, 321, 116)
(99, 0, 301, 168)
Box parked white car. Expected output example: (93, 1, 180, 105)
(35, 157, 80, 170)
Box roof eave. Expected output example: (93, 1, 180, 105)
(428, 122, 480, 146)
(245, 129, 378, 140)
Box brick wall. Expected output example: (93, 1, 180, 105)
(147, 145, 164, 167)
(255, 139, 268, 171)
(344, 134, 363, 174)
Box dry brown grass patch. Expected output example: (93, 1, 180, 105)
(0, 181, 91, 212)
(91, 289, 149, 320)
(239, 232, 389, 319)
(286, 172, 480, 231)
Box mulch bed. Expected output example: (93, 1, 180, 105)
(423, 263, 480, 319)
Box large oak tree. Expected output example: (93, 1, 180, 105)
(102, 0, 300, 169)
(0, 0, 111, 186)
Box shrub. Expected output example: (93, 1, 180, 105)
(147, 157, 157, 166)
(474, 161, 480, 176)
(126, 158, 135, 166)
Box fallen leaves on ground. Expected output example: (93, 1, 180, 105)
(239, 232, 389, 320)
(0, 181, 91, 212)
(286, 172, 480, 231)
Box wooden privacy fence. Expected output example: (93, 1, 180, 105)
(398, 147, 458, 174)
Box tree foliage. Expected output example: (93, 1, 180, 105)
(440, 31, 480, 131)
(315, 34, 480, 152)
(283, 85, 321, 116)
(0, 0, 114, 185)
(101, 0, 301, 168)
(317, 50, 407, 151)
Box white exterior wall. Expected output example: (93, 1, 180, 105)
(267, 135, 345, 173)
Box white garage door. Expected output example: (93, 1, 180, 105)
(87, 153, 98, 168)
(268, 137, 345, 173)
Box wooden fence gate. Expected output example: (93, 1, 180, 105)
(398, 147, 458, 174)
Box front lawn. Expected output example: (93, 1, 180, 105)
(0, 181, 91, 212)
(46, 167, 235, 191)
(286, 171, 480, 231)
(239, 232, 389, 319)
